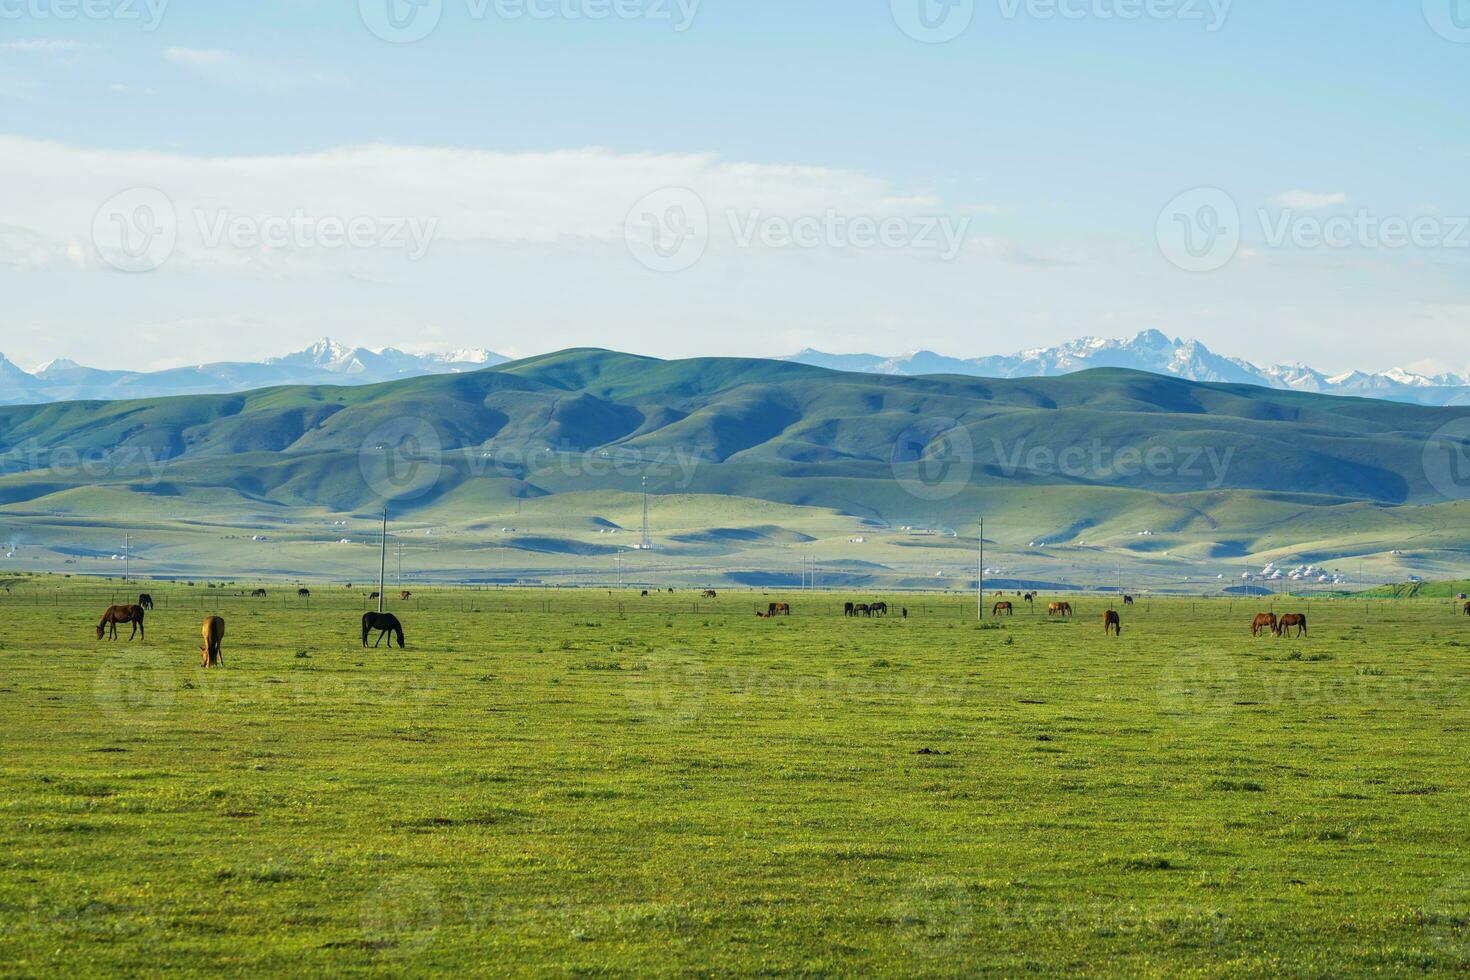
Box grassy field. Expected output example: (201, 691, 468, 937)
(4, 577, 1470, 975)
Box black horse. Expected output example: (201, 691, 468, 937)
(362, 612, 406, 648)
(137, 593, 154, 610)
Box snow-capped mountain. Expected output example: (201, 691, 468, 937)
(0, 339, 510, 406)
(786, 330, 1470, 406)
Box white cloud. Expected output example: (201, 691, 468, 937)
(162, 47, 348, 93)
(1270, 190, 1349, 210)
(0, 135, 969, 275)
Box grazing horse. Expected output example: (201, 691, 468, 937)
(1464, 601, 1470, 616)
(870, 601, 888, 617)
(1276, 614, 1308, 638)
(97, 605, 145, 642)
(399, 591, 412, 601)
(200, 616, 225, 669)
(1104, 610, 1122, 636)
(702, 590, 717, 598)
(1123, 595, 1135, 606)
(844, 602, 856, 617)
(1047, 602, 1073, 618)
(901, 608, 908, 619)
(1251, 613, 1278, 637)
(1023, 592, 1035, 605)
(767, 602, 791, 617)
(993, 601, 1014, 616)
(137, 593, 154, 610)
(854, 603, 872, 617)
(298, 588, 311, 598)
(250, 589, 267, 598)
(362, 612, 405, 648)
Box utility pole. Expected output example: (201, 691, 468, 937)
(640, 477, 651, 551)
(977, 518, 985, 622)
(378, 507, 388, 614)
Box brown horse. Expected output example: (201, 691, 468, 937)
(702, 590, 717, 598)
(1104, 610, 1122, 636)
(993, 601, 1014, 616)
(200, 616, 225, 669)
(1048, 602, 1073, 618)
(1276, 613, 1308, 638)
(97, 605, 145, 641)
(1251, 613, 1278, 637)
(1464, 601, 1470, 616)
(767, 602, 791, 617)
(399, 591, 412, 600)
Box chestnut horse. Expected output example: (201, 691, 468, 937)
(1276, 613, 1308, 638)
(1048, 602, 1073, 618)
(1251, 613, 1278, 637)
(1464, 602, 1469, 616)
(97, 605, 145, 641)
(200, 616, 225, 668)
(1104, 610, 1122, 636)
(993, 601, 1014, 616)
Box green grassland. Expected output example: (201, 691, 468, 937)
(4, 577, 1470, 975)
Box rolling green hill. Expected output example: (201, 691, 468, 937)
(0, 349, 1466, 586)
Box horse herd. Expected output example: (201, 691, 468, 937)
(94, 592, 409, 668)
(90, 586, 1429, 668)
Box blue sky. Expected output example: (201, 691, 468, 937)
(1, 0, 1468, 374)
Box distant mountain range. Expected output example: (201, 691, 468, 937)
(3, 331, 1467, 408)
(0, 339, 508, 405)
(786, 330, 1470, 407)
